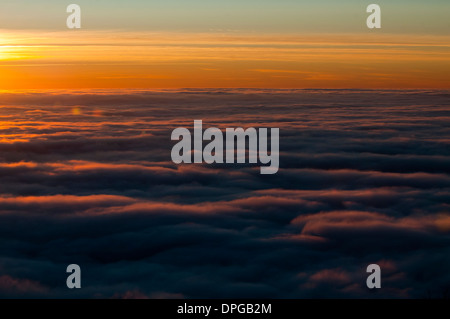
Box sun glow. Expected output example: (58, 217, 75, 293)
(0, 44, 7, 60)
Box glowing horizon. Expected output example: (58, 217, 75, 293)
(0, 0, 449, 89)
(0, 29, 448, 89)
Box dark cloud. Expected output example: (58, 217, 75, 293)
(0, 89, 449, 298)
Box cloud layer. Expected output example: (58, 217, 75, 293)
(0, 89, 449, 298)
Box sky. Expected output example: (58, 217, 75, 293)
(0, 0, 449, 89)
(0, 0, 449, 34)
(0, 1, 449, 299)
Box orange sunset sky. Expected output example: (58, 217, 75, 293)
(0, 0, 449, 89)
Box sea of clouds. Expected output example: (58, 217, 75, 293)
(0, 89, 449, 298)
